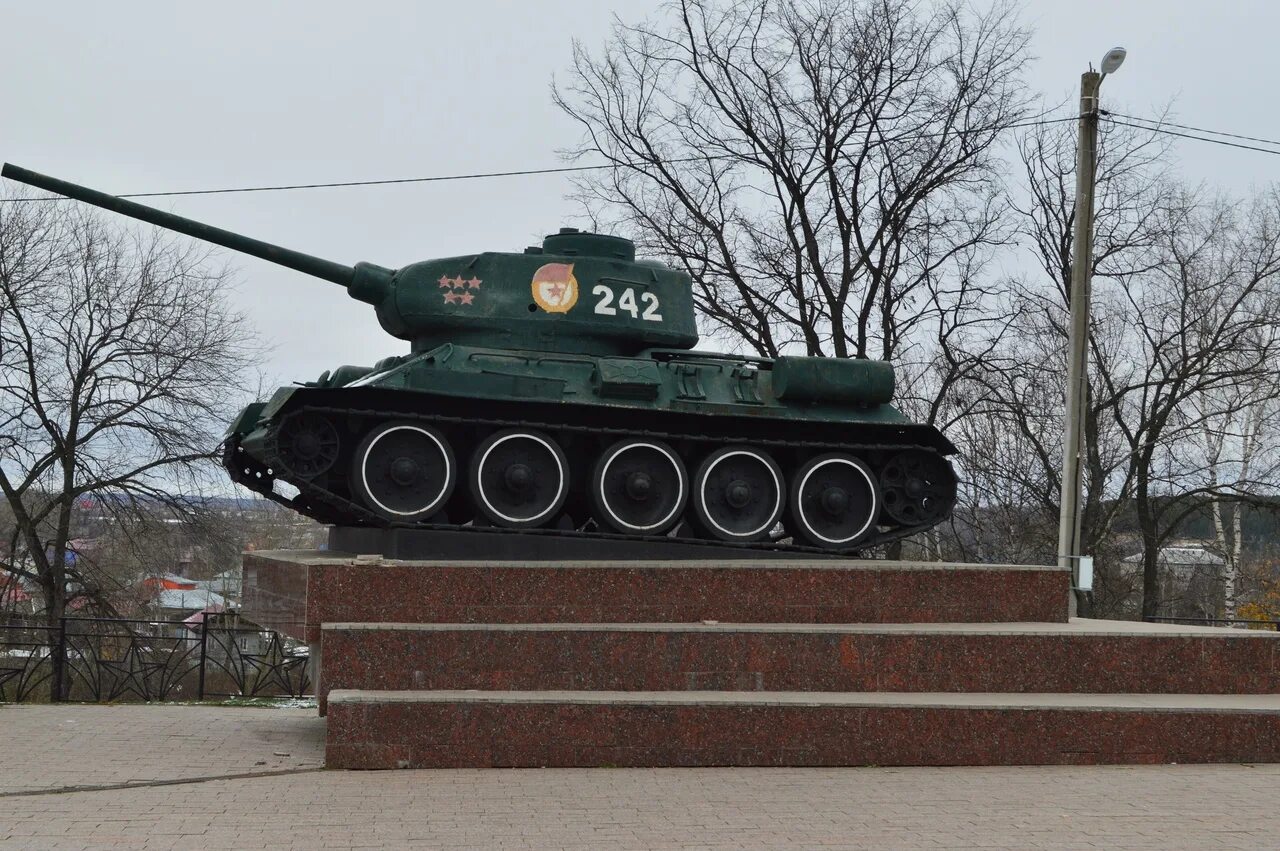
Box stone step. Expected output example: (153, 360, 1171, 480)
(244, 551, 1070, 643)
(318, 619, 1280, 709)
(325, 688, 1280, 769)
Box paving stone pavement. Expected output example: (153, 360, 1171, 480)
(0, 704, 325, 795)
(3, 703, 1280, 850)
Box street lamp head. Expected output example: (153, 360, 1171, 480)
(1100, 47, 1127, 75)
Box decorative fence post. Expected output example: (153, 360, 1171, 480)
(54, 616, 67, 702)
(197, 616, 209, 701)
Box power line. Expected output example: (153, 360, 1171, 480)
(6, 112, 1275, 206)
(1, 115, 1078, 204)
(1107, 111, 1280, 151)
(1103, 117, 1280, 158)
(1, 162, 626, 203)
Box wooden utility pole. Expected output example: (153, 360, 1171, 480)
(1057, 70, 1102, 617)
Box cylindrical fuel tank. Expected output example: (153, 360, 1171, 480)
(771, 356, 895, 406)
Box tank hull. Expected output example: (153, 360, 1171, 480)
(225, 345, 957, 555)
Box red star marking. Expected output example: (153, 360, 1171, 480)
(438, 275, 452, 288)
(458, 291, 475, 305)
(547, 283, 566, 301)
(467, 277, 482, 289)
(453, 276, 468, 288)
(443, 291, 460, 304)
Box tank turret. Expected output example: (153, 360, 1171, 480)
(3, 162, 958, 554)
(0, 165, 697, 356)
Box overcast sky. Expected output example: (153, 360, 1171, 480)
(3, 0, 1278, 390)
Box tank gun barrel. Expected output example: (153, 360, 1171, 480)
(1, 163, 356, 287)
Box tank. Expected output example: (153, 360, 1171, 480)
(3, 163, 958, 553)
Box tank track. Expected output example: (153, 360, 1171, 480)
(225, 400, 953, 557)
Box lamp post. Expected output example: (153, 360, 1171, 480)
(1057, 47, 1126, 616)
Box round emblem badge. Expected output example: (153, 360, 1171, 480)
(531, 263, 578, 313)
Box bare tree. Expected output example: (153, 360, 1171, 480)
(971, 117, 1280, 618)
(555, 0, 1031, 372)
(1110, 189, 1280, 618)
(911, 116, 1174, 583)
(0, 188, 257, 697)
(1199, 385, 1278, 622)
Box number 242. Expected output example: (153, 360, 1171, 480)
(592, 285, 663, 321)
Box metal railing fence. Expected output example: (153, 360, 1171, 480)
(0, 615, 310, 703)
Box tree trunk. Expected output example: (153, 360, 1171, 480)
(1140, 544, 1161, 620)
(43, 567, 66, 702)
(1137, 475, 1162, 620)
(1227, 500, 1241, 623)
(1226, 404, 1262, 625)
(1212, 498, 1239, 625)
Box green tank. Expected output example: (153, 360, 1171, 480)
(3, 163, 957, 553)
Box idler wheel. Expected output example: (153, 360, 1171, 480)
(789, 453, 879, 548)
(470, 429, 569, 528)
(692, 446, 784, 542)
(878, 450, 958, 526)
(591, 439, 688, 535)
(275, 413, 340, 479)
(351, 422, 455, 521)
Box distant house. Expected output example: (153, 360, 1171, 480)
(139, 570, 241, 607)
(137, 571, 232, 636)
(193, 569, 241, 604)
(140, 572, 201, 595)
(1, 570, 35, 618)
(153, 587, 229, 617)
(1, 572, 31, 602)
(1122, 540, 1226, 620)
(181, 608, 268, 656)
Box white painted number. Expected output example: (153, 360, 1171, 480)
(592, 284, 616, 315)
(641, 292, 663, 321)
(617, 287, 638, 318)
(592, 285, 663, 322)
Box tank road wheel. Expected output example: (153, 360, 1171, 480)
(878, 450, 958, 527)
(275, 413, 340, 479)
(692, 447, 785, 542)
(471, 429, 569, 528)
(789, 454, 879, 549)
(351, 422, 455, 522)
(591, 439, 688, 536)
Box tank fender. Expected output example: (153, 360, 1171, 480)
(224, 402, 266, 439)
(255, 386, 300, 423)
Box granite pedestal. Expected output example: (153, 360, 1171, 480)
(240, 549, 1280, 768)
(241, 551, 1071, 644)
